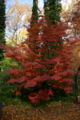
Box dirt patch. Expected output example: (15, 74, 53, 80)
(1, 103, 80, 120)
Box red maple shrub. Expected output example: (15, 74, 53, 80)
(3, 19, 75, 104)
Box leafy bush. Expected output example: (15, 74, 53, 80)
(0, 58, 18, 71)
(2, 19, 75, 104)
(0, 58, 19, 105)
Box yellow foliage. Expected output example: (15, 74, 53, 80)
(18, 28, 28, 39)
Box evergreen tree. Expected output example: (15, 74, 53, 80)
(31, 0, 39, 24)
(0, 0, 5, 59)
(29, 0, 39, 53)
(43, 0, 63, 58)
(44, 0, 61, 24)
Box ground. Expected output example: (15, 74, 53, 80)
(1, 102, 80, 120)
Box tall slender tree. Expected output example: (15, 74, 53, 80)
(44, 0, 61, 24)
(43, 0, 62, 57)
(0, 0, 5, 59)
(31, 0, 39, 24)
(29, 0, 39, 54)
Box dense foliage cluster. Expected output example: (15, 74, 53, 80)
(0, 0, 5, 59)
(31, 0, 38, 24)
(3, 19, 74, 104)
(44, 0, 61, 24)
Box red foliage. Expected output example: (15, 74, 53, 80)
(28, 89, 53, 103)
(28, 93, 40, 104)
(3, 19, 75, 103)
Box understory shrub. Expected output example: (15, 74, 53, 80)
(1, 19, 75, 104)
(0, 58, 19, 104)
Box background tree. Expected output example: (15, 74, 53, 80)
(6, 0, 31, 46)
(61, 0, 79, 38)
(0, 0, 5, 59)
(30, 0, 39, 24)
(70, 0, 80, 38)
(43, 0, 62, 57)
(44, 0, 61, 24)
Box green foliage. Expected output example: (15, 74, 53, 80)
(0, 58, 18, 71)
(0, 0, 5, 32)
(31, 0, 39, 24)
(0, 0, 5, 59)
(0, 58, 21, 105)
(44, 0, 61, 24)
(44, 0, 62, 63)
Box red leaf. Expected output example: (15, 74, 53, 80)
(28, 93, 40, 103)
(64, 87, 73, 93)
(24, 81, 37, 88)
(8, 76, 26, 84)
(51, 75, 61, 80)
(16, 91, 21, 95)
